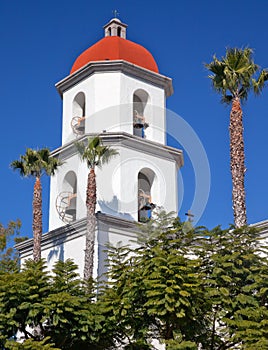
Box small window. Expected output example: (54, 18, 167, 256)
(56, 171, 77, 223)
(71, 92, 86, 135)
(117, 27, 121, 37)
(138, 169, 156, 222)
(133, 90, 150, 138)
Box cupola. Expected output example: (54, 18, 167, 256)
(103, 17, 127, 39)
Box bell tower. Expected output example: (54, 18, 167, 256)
(17, 18, 183, 277)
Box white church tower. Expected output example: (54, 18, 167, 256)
(17, 18, 183, 277)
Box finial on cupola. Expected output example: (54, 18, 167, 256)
(103, 12, 128, 39)
(112, 9, 120, 18)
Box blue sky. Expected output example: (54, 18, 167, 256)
(1, 0, 268, 238)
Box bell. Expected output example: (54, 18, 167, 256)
(75, 118, 85, 132)
(133, 117, 144, 129)
(140, 201, 154, 211)
(65, 196, 76, 216)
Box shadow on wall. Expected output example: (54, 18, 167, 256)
(46, 224, 78, 263)
(98, 195, 134, 221)
(47, 243, 64, 263)
(97, 227, 109, 280)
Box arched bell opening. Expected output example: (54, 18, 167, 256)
(117, 26, 121, 37)
(133, 89, 150, 138)
(56, 171, 77, 224)
(71, 92, 86, 136)
(138, 168, 156, 222)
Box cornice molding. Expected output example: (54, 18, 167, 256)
(252, 220, 268, 239)
(15, 213, 139, 256)
(55, 60, 173, 97)
(51, 132, 183, 167)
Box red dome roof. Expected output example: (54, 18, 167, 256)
(70, 36, 159, 74)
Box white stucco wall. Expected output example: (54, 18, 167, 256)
(49, 140, 179, 231)
(19, 217, 139, 281)
(61, 71, 166, 145)
(119, 74, 166, 144)
(49, 152, 88, 230)
(98, 144, 178, 221)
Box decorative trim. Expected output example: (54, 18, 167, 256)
(55, 60, 173, 97)
(103, 19, 128, 30)
(51, 131, 183, 167)
(15, 213, 139, 258)
(252, 220, 268, 239)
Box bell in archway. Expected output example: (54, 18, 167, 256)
(133, 117, 144, 129)
(140, 201, 152, 211)
(65, 195, 77, 216)
(76, 117, 85, 132)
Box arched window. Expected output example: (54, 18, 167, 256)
(138, 168, 156, 222)
(133, 89, 150, 138)
(56, 171, 77, 223)
(117, 26, 121, 37)
(108, 27, 111, 36)
(71, 92, 86, 135)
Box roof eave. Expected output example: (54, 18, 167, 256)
(55, 60, 173, 98)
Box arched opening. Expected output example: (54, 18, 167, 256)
(108, 27, 111, 36)
(56, 171, 77, 223)
(133, 89, 150, 138)
(117, 26, 121, 37)
(138, 168, 156, 222)
(71, 92, 86, 136)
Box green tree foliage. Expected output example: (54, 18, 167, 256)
(4, 337, 60, 350)
(197, 225, 268, 349)
(0, 259, 51, 345)
(101, 211, 268, 349)
(0, 259, 115, 349)
(0, 213, 267, 349)
(100, 211, 206, 348)
(0, 220, 25, 273)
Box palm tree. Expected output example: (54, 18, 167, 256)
(11, 148, 61, 261)
(76, 136, 118, 280)
(206, 48, 268, 227)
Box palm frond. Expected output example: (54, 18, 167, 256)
(90, 136, 101, 149)
(10, 160, 27, 177)
(11, 148, 61, 178)
(238, 87, 248, 101)
(75, 136, 118, 169)
(75, 140, 86, 157)
(205, 47, 265, 103)
(221, 95, 233, 105)
(98, 147, 119, 168)
(45, 155, 62, 176)
(253, 69, 268, 95)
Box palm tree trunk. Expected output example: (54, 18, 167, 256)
(229, 97, 247, 227)
(84, 168, 97, 280)
(32, 176, 42, 261)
